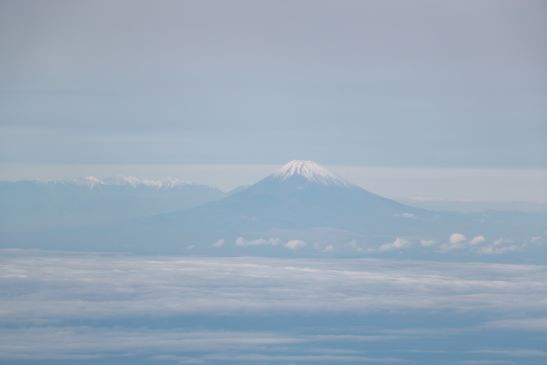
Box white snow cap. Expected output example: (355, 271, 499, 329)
(273, 160, 349, 186)
(71, 176, 192, 188)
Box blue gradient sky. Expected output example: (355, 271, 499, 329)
(1, 0, 546, 171)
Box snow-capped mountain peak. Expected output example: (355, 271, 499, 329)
(272, 160, 349, 186)
(109, 176, 192, 188)
(70, 176, 193, 189)
(81, 176, 104, 188)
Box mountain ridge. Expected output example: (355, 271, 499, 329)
(272, 160, 351, 186)
(66, 160, 441, 253)
(2, 160, 545, 260)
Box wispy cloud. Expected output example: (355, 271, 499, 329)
(2, 251, 546, 322)
(211, 239, 225, 248)
(471, 348, 547, 358)
(469, 235, 486, 245)
(235, 236, 281, 247)
(284, 240, 307, 250)
(379, 237, 410, 252)
(450, 233, 467, 245)
(1, 251, 546, 363)
(485, 317, 547, 331)
(420, 239, 435, 247)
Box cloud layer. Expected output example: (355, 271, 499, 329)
(1, 250, 546, 364)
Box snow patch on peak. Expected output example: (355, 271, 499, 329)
(273, 160, 349, 186)
(109, 176, 191, 188)
(77, 176, 104, 188)
(70, 176, 192, 189)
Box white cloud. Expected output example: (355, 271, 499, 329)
(235, 237, 280, 247)
(486, 317, 547, 331)
(347, 240, 364, 252)
(457, 360, 513, 365)
(2, 251, 546, 322)
(469, 235, 486, 245)
(0, 325, 408, 363)
(449, 233, 466, 245)
(479, 245, 520, 255)
(420, 239, 435, 247)
(323, 244, 334, 252)
(470, 236, 529, 255)
(235, 237, 307, 249)
(0, 328, 303, 361)
(211, 239, 224, 248)
(397, 212, 416, 219)
(472, 348, 547, 358)
(2, 251, 546, 363)
(379, 237, 410, 251)
(284, 240, 307, 250)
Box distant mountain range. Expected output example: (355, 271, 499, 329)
(0, 177, 225, 233)
(1, 161, 546, 260)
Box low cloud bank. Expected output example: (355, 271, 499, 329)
(1, 251, 546, 364)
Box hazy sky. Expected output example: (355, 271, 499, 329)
(1, 0, 546, 170)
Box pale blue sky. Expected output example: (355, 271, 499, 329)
(0, 0, 546, 171)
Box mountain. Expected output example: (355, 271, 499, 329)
(2, 161, 546, 259)
(17, 161, 439, 252)
(0, 177, 225, 234)
(190, 160, 435, 235)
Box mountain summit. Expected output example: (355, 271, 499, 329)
(272, 160, 349, 186)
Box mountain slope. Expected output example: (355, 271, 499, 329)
(3, 161, 545, 259)
(30, 160, 444, 253)
(0, 178, 225, 234)
(197, 160, 427, 230)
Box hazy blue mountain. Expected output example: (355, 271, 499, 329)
(0, 177, 225, 235)
(165, 160, 443, 243)
(6, 160, 544, 261)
